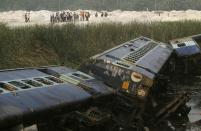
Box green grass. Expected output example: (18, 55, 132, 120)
(0, 21, 201, 69)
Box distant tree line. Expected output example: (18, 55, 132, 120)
(0, 0, 201, 11)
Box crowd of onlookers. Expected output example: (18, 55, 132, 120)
(50, 11, 90, 24)
(24, 11, 109, 24)
(97, 12, 108, 17)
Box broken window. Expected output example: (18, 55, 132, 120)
(0, 82, 18, 91)
(21, 80, 43, 87)
(177, 43, 186, 47)
(9, 81, 31, 89)
(45, 76, 64, 83)
(71, 72, 93, 80)
(34, 78, 54, 85)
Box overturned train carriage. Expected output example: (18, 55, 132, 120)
(82, 36, 193, 127)
(170, 34, 201, 74)
(0, 66, 114, 130)
(86, 37, 173, 96)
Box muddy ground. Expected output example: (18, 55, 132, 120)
(168, 75, 201, 131)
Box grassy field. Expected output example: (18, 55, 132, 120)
(0, 21, 201, 69)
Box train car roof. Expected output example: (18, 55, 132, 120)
(0, 69, 48, 81)
(91, 36, 173, 79)
(0, 82, 91, 128)
(44, 66, 115, 96)
(0, 66, 114, 128)
(170, 34, 201, 57)
(40, 66, 76, 76)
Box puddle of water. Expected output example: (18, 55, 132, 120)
(187, 97, 201, 123)
(184, 95, 201, 131)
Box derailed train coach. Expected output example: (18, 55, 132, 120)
(170, 34, 201, 74)
(82, 36, 201, 128)
(0, 66, 115, 130)
(85, 35, 201, 95)
(84, 37, 176, 101)
(85, 37, 173, 97)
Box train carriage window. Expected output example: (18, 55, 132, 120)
(0, 89, 3, 93)
(34, 78, 54, 85)
(21, 80, 43, 87)
(177, 43, 186, 47)
(72, 73, 89, 80)
(45, 76, 64, 83)
(71, 72, 93, 80)
(1, 82, 19, 91)
(9, 81, 31, 89)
